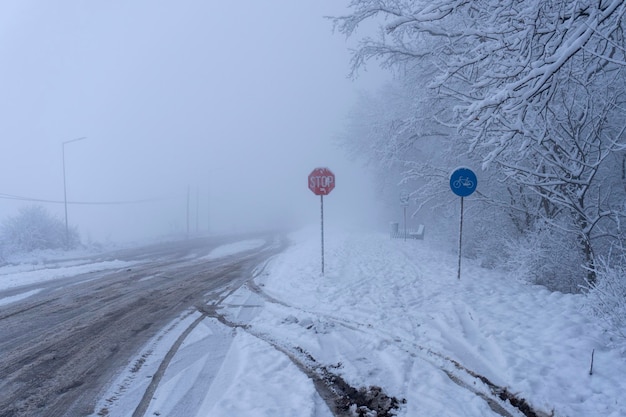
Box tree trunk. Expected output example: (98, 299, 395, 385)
(578, 214, 597, 286)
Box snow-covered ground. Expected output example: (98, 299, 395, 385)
(91, 228, 626, 417)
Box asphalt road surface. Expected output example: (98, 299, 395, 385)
(0, 234, 284, 417)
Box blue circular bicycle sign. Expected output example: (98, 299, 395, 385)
(450, 167, 477, 197)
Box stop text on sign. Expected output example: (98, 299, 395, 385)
(310, 175, 333, 189)
(308, 167, 335, 196)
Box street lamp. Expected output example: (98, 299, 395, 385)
(62, 136, 87, 249)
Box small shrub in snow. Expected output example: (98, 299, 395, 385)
(501, 220, 585, 293)
(0, 205, 80, 254)
(585, 255, 626, 342)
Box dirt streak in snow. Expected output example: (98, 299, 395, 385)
(243, 279, 553, 417)
(195, 303, 404, 417)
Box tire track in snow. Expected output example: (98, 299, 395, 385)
(131, 313, 206, 417)
(244, 279, 552, 417)
(195, 302, 404, 417)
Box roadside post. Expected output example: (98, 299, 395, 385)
(449, 167, 477, 280)
(400, 190, 410, 241)
(308, 167, 335, 276)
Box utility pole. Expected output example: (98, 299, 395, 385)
(207, 169, 212, 234)
(196, 186, 199, 233)
(62, 136, 87, 249)
(186, 185, 190, 237)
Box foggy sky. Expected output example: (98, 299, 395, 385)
(0, 1, 387, 242)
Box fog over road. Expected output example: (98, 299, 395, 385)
(0, 234, 285, 417)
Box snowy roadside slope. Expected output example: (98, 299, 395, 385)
(118, 230, 626, 417)
(226, 229, 626, 417)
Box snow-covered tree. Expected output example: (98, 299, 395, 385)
(586, 251, 626, 341)
(333, 0, 626, 285)
(0, 205, 80, 254)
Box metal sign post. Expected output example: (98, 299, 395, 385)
(404, 206, 407, 241)
(457, 196, 464, 280)
(449, 167, 477, 280)
(309, 167, 336, 276)
(400, 190, 409, 241)
(320, 194, 325, 275)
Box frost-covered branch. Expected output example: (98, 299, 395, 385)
(335, 0, 626, 286)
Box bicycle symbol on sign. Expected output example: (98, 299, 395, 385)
(453, 176, 474, 189)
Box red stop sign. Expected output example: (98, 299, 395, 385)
(308, 167, 335, 196)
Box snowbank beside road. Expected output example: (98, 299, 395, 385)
(0, 259, 135, 292)
(202, 239, 266, 260)
(0, 238, 267, 303)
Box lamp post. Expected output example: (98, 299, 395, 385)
(62, 136, 87, 249)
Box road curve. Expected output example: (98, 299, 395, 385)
(0, 234, 285, 417)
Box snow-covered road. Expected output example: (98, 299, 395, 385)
(93, 229, 626, 417)
(0, 235, 280, 417)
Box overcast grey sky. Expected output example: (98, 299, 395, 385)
(0, 1, 387, 242)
